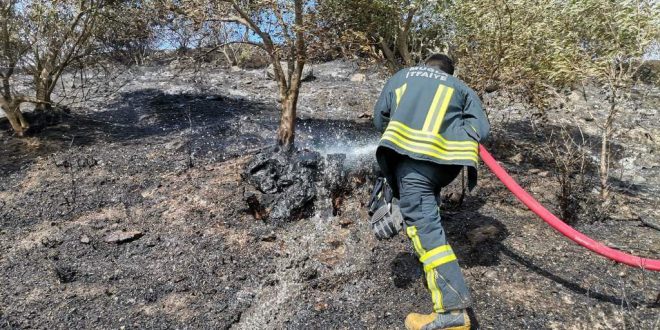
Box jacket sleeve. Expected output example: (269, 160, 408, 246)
(373, 78, 394, 132)
(463, 89, 490, 142)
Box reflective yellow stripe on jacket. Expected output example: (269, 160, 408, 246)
(381, 121, 478, 163)
(395, 83, 408, 110)
(423, 85, 454, 133)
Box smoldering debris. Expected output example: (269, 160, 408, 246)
(242, 147, 372, 224)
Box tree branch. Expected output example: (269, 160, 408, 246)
(204, 40, 268, 56)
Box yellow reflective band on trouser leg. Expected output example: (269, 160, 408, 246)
(426, 268, 444, 312)
(405, 226, 427, 257)
(419, 244, 452, 263)
(423, 253, 458, 272)
(420, 245, 456, 312)
(407, 227, 449, 312)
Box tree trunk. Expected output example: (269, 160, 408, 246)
(277, 91, 298, 150)
(396, 33, 412, 66)
(396, 7, 416, 66)
(396, 7, 417, 66)
(1, 101, 29, 137)
(599, 128, 609, 200)
(275, 0, 305, 151)
(599, 99, 617, 201)
(222, 45, 237, 66)
(2, 75, 10, 100)
(34, 79, 52, 111)
(34, 73, 53, 111)
(378, 38, 400, 73)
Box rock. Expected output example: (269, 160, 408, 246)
(314, 300, 329, 312)
(259, 231, 277, 242)
(567, 90, 584, 104)
(54, 158, 70, 168)
(509, 153, 524, 165)
(265, 62, 314, 82)
(41, 235, 64, 248)
(163, 85, 200, 95)
(484, 81, 500, 93)
(560, 293, 576, 305)
(80, 235, 91, 244)
(228, 89, 250, 98)
(619, 157, 637, 171)
(350, 73, 366, 82)
(632, 175, 647, 184)
(483, 270, 498, 279)
(312, 60, 355, 80)
(626, 127, 656, 143)
(104, 230, 143, 244)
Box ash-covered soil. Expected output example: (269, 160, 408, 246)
(1, 61, 658, 329)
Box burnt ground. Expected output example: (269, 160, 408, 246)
(0, 61, 658, 329)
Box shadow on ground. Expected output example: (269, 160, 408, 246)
(0, 90, 273, 176)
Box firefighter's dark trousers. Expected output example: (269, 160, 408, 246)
(395, 156, 471, 312)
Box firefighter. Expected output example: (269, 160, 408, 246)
(373, 54, 490, 330)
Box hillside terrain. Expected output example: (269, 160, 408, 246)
(0, 61, 658, 329)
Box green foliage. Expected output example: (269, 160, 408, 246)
(448, 1, 554, 95)
(95, 1, 161, 65)
(550, 0, 659, 86)
(446, 0, 658, 200)
(318, 0, 658, 96)
(316, 0, 450, 70)
(446, 0, 659, 97)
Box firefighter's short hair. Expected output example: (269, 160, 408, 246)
(425, 54, 455, 75)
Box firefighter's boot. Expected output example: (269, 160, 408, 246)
(404, 309, 470, 330)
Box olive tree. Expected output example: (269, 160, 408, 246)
(445, 0, 567, 98)
(548, 0, 659, 199)
(22, 0, 106, 111)
(0, 0, 40, 136)
(171, 0, 310, 150)
(96, 1, 159, 66)
(448, 0, 658, 200)
(316, 0, 448, 71)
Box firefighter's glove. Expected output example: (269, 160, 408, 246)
(367, 177, 404, 239)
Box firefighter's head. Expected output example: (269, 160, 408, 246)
(425, 54, 454, 75)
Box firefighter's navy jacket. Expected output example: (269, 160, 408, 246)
(373, 65, 490, 195)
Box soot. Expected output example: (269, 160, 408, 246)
(242, 147, 353, 224)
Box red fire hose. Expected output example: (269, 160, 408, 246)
(479, 145, 660, 271)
